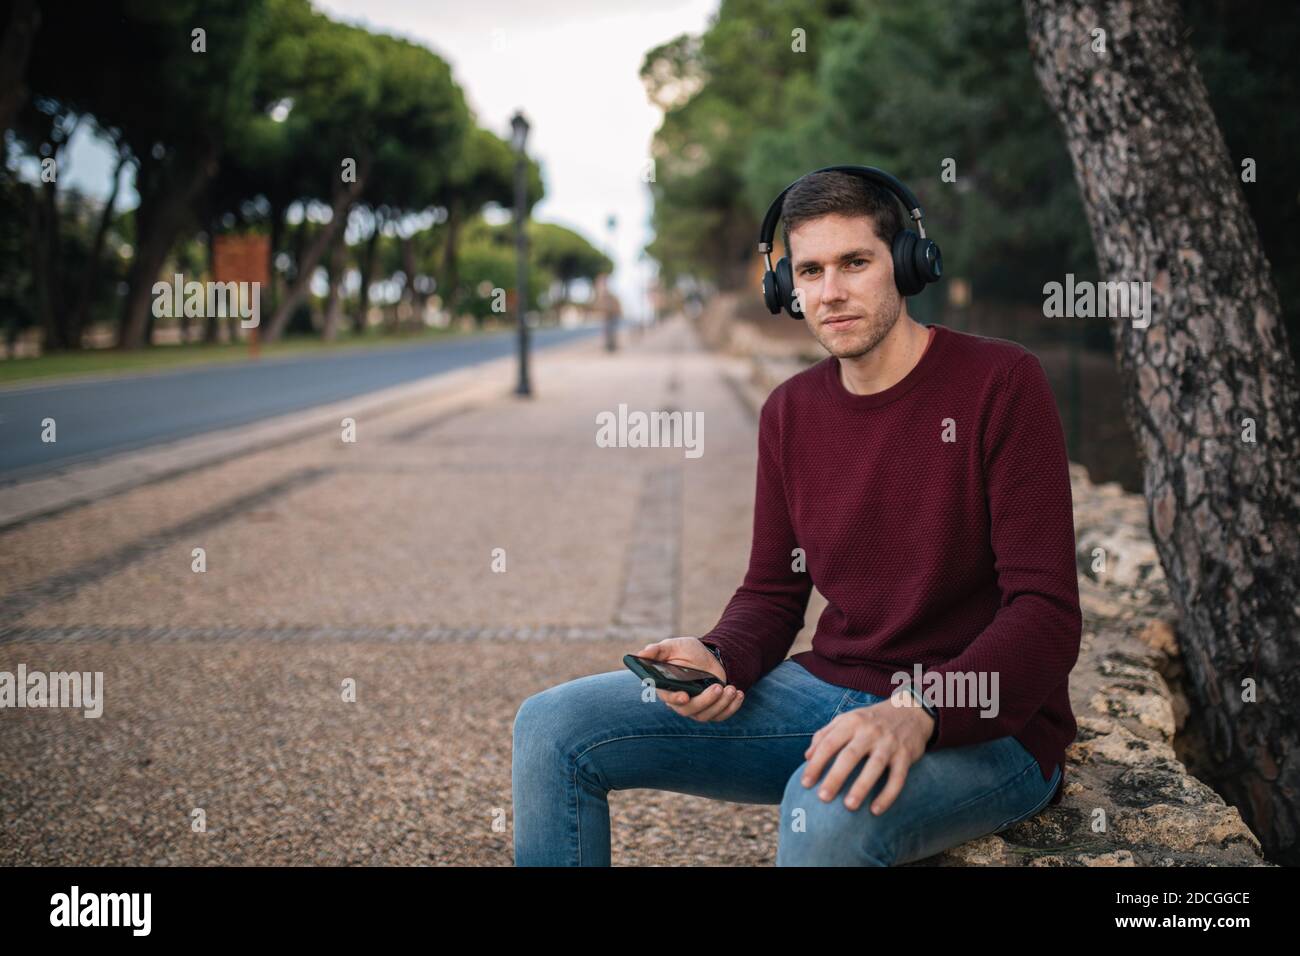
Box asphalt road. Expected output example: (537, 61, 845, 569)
(0, 324, 601, 484)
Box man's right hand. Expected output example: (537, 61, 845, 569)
(635, 636, 745, 722)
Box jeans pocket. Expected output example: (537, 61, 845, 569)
(829, 689, 858, 718)
(830, 687, 884, 718)
(991, 763, 1061, 834)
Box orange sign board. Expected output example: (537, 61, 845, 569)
(212, 234, 270, 355)
(212, 234, 271, 286)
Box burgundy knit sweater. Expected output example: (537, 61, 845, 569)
(700, 323, 1080, 805)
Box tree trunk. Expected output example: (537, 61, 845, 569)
(438, 200, 464, 317)
(70, 149, 129, 348)
(203, 219, 222, 344)
(263, 176, 365, 342)
(120, 220, 179, 350)
(0, 0, 39, 137)
(118, 145, 218, 349)
(32, 116, 82, 352)
(267, 199, 284, 317)
(1024, 0, 1300, 864)
(717, 208, 755, 292)
(400, 234, 422, 331)
(321, 228, 348, 342)
(353, 216, 381, 335)
(35, 175, 66, 351)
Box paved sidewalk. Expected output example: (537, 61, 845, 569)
(1, 315, 815, 865)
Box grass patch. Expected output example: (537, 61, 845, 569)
(0, 323, 506, 386)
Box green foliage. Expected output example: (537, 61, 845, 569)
(21, 0, 266, 155)
(356, 29, 472, 213)
(448, 215, 605, 318)
(642, 0, 864, 287)
(744, 0, 1095, 304)
(455, 238, 549, 321)
(530, 222, 613, 286)
(0, 0, 588, 347)
(447, 127, 532, 212)
(647, 0, 1297, 363)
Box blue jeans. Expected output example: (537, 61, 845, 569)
(511, 658, 1061, 866)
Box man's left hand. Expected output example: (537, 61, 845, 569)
(801, 694, 934, 815)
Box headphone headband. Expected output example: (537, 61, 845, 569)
(757, 163, 942, 310)
(757, 165, 927, 262)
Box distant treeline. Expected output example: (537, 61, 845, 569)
(0, 0, 613, 351)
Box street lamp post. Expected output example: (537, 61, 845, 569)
(603, 213, 618, 352)
(511, 110, 531, 397)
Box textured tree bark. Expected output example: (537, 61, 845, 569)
(1023, 0, 1300, 863)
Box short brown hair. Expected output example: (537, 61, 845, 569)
(780, 170, 905, 258)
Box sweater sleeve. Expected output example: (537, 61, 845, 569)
(698, 395, 813, 692)
(923, 354, 1082, 751)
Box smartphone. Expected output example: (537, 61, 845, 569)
(623, 654, 722, 697)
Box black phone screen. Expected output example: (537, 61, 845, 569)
(636, 657, 715, 682)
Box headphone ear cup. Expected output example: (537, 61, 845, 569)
(892, 230, 922, 297)
(916, 238, 942, 284)
(762, 268, 782, 315)
(775, 256, 802, 319)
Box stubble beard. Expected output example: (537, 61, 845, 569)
(813, 286, 904, 360)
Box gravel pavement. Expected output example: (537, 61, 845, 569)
(1, 317, 813, 865)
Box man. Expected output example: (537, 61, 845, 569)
(512, 169, 1080, 866)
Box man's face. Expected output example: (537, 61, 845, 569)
(788, 213, 902, 358)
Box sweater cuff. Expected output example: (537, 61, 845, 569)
(700, 640, 726, 674)
(696, 634, 759, 691)
(924, 690, 993, 751)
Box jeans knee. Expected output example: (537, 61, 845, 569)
(776, 762, 897, 866)
(512, 683, 591, 763)
(512, 689, 557, 752)
(512, 691, 539, 740)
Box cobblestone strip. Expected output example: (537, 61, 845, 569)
(611, 455, 683, 639)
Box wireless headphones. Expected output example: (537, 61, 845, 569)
(759, 164, 942, 318)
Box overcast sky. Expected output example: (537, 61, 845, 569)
(42, 0, 718, 323)
(314, 0, 719, 320)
